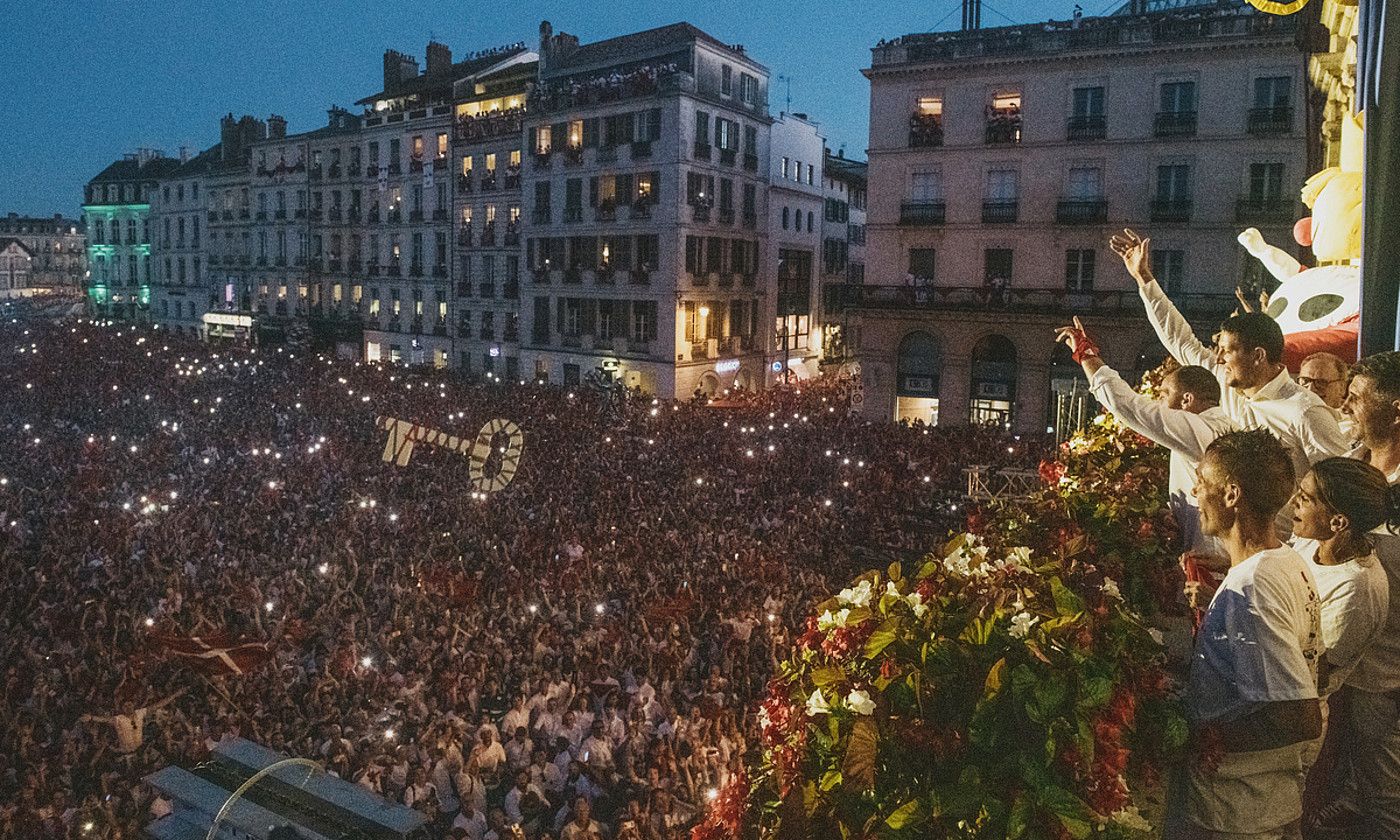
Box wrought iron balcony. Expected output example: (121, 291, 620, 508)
(829, 283, 1236, 320)
(1247, 107, 1293, 135)
(981, 201, 1019, 224)
(900, 201, 946, 225)
(1235, 197, 1293, 223)
(1066, 115, 1106, 141)
(1055, 199, 1108, 224)
(1154, 111, 1197, 137)
(1150, 198, 1193, 223)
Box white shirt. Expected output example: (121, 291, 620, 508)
(1139, 280, 1351, 491)
(452, 809, 488, 840)
(1343, 450, 1400, 693)
(1087, 363, 1233, 558)
(1293, 538, 1390, 693)
(1187, 546, 1322, 724)
(112, 708, 148, 754)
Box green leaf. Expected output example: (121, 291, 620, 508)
(984, 657, 1007, 698)
(863, 620, 899, 659)
(819, 769, 843, 792)
(1031, 674, 1069, 723)
(885, 798, 922, 830)
(1076, 716, 1095, 763)
(811, 665, 846, 687)
(1076, 675, 1112, 711)
(916, 559, 938, 580)
(843, 717, 878, 792)
(887, 561, 902, 583)
(1038, 785, 1094, 839)
(1050, 577, 1085, 616)
(959, 615, 995, 646)
(1007, 794, 1033, 839)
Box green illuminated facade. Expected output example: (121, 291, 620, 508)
(82, 152, 178, 320)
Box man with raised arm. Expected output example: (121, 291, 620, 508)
(1056, 316, 1234, 590)
(1111, 229, 1350, 511)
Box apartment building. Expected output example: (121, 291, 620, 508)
(521, 22, 771, 396)
(0, 213, 85, 294)
(849, 0, 1306, 433)
(818, 150, 867, 364)
(83, 149, 175, 320)
(767, 112, 825, 383)
(150, 147, 216, 335)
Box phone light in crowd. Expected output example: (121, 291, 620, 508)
(144, 617, 155, 627)
(384, 728, 395, 740)
(83, 822, 94, 833)
(594, 603, 605, 615)
(361, 656, 373, 668)
(264, 601, 274, 613)
(694, 477, 704, 486)
(767, 613, 777, 623)
(824, 499, 833, 507)
(706, 788, 719, 801)
(529, 604, 538, 614)
(388, 513, 399, 522)
(317, 563, 329, 575)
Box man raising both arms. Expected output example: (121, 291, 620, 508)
(1111, 229, 1351, 525)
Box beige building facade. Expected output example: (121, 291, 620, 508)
(852, 1, 1308, 433)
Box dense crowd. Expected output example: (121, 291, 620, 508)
(0, 317, 1038, 839)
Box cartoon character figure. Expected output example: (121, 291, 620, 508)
(1237, 111, 1363, 369)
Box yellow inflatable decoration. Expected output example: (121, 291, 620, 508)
(1246, 0, 1314, 14)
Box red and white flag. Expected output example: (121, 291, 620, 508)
(152, 632, 272, 676)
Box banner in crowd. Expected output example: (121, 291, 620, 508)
(151, 632, 272, 676)
(377, 415, 524, 493)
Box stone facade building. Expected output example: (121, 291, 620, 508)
(0, 213, 85, 294)
(848, 0, 1307, 433)
(84, 149, 177, 319)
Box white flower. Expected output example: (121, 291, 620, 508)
(817, 608, 850, 631)
(1009, 610, 1039, 639)
(885, 581, 901, 599)
(805, 689, 832, 716)
(1100, 577, 1122, 600)
(1004, 546, 1033, 570)
(906, 591, 929, 618)
(1110, 805, 1152, 832)
(838, 579, 873, 608)
(1147, 627, 1165, 646)
(846, 689, 875, 716)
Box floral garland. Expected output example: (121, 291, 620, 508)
(696, 379, 1189, 839)
(697, 536, 1185, 839)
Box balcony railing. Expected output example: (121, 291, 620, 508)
(693, 142, 712, 161)
(900, 201, 946, 225)
(630, 201, 653, 220)
(596, 204, 618, 223)
(563, 146, 584, 166)
(718, 207, 735, 225)
(743, 153, 759, 171)
(909, 114, 944, 147)
(481, 173, 498, 192)
(692, 204, 711, 222)
(1150, 198, 1193, 223)
(1066, 115, 1106, 141)
(981, 201, 1019, 224)
(1055, 199, 1108, 224)
(274, 209, 287, 220)
(458, 174, 473, 193)
(632, 140, 653, 159)
(505, 170, 521, 189)
(1247, 106, 1293, 135)
(1154, 111, 1197, 137)
(719, 148, 737, 166)
(598, 145, 619, 163)
(829, 284, 1236, 321)
(533, 150, 552, 169)
(409, 210, 424, 223)
(564, 207, 583, 223)
(985, 118, 1021, 145)
(1235, 197, 1293, 223)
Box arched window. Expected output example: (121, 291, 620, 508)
(970, 334, 1017, 427)
(896, 331, 942, 425)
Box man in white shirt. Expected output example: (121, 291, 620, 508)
(1057, 316, 1232, 567)
(1112, 229, 1350, 516)
(1323, 351, 1400, 838)
(1165, 429, 1323, 840)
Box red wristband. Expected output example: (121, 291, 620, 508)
(1071, 338, 1101, 365)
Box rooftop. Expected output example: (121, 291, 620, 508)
(824, 152, 868, 185)
(87, 154, 181, 187)
(869, 0, 1297, 70)
(542, 22, 754, 77)
(357, 46, 530, 106)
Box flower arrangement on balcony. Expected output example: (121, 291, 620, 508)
(697, 379, 1188, 840)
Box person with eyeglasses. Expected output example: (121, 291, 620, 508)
(1298, 352, 1350, 411)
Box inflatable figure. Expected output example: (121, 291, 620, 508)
(1237, 111, 1363, 369)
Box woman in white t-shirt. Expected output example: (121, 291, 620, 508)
(1289, 457, 1395, 695)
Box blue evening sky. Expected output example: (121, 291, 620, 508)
(0, 0, 1102, 216)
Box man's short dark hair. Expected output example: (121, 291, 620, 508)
(1351, 351, 1400, 401)
(1171, 364, 1221, 404)
(1203, 429, 1295, 521)
(1219, 312, 1285, 364)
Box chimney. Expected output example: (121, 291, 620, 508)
(426, 41, 452, 76)
(961, 0, 981, 31)
(268, 114, 287, 139)
(382, 49, 419, 93)
(538, 20, 553, 70)
(220, 113, 237, 161)
(1128, 0, 1147, 14)
(179, 145, 189, 163)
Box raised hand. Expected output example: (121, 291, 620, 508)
(1233, 286, 1271, 316)
(1109, 228, 1153, 286)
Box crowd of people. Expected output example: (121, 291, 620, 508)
(0, 317, 1036, 839)
(533, 63, 681, 112)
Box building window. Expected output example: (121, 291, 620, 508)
(1065, 249, 1095, 291)
(908, 248, 936, 281)
(910, 96, 944, 147)
(781, 207, 789, 229)
(1254, 76, 1291, 110)
(1153, 248, 1185, 295)
(986, 90, 1022, 144)
(1069, 86, 1105, 140)
(739, 73, 758, 106)
(1156, 81, 1197, 136)
(984, 249, 1013, 286)
(721, 65, 733, 97)
(1247, 162, 1285, 204)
